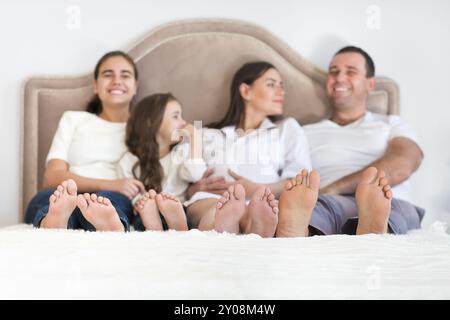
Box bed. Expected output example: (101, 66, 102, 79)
(3, 18, 448, 299)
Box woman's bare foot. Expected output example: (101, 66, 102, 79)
(76, 193, 125, 232)
(276, 169, 320, 237)
(40, 179, 78, 229)
(245, 186, 279, 238)
(355, 167, 392, 235)
(135, 190, 163, 231)
(214, 184, 246, 234)
(155, 192, 188, 231)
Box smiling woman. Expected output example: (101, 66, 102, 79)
(24, 51, 145, 232)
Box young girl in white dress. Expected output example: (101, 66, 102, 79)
(117, 93, 207, 231)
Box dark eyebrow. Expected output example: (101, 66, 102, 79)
(101, 69, 133, 75)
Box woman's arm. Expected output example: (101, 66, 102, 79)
(228, 170, 288, 198)
(43, 159, 145, 199)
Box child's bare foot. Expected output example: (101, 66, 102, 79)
(355, 167, 392, 235)
(214, 184, 246, 234)
(135, 190, 163, 231)
(245, 186, 279, 238)
(155, 192, 188, 231)
(276, 170, 320, 237)
(40, 179, 78, 229)
(76, 193, 125, 232)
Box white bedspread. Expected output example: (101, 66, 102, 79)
(1, 222, 449, 299)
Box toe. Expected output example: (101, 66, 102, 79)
(76, 194, 88, 210)
(252, 186, 266, 201)
(295, 173, 303, 185)
(103, 197, 112, 206)
(379, 177, 388, 187)
(285, 181, 293, 190)
(301, 169, 309, 185)
(386, 190, 393, 200)
(49, 194, 56, 203)
(90, 193, 98, 202)
(308, 170, 321, 190)
(233, 184, 245, 200)
(227, 185, 235, 200)
(66, 179, 77, 195)
(360, 167, 378, 184)
(83, 193, 92, 204)
(148, 190, 157, 198)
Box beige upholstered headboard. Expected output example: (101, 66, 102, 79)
(21, 18, 400, 220)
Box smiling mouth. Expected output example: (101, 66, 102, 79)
(108, 89, 126, 95)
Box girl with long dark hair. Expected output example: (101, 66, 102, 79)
(118, 93, 206, 231)
(25, 51, 144, 232)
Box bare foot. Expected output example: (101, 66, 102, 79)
(76, 193, 125, 232)
(214, 184, 246, 234)
(40, 179, 78, 229)
(276, 169, 320, 237)
(355, 167, 392, 235)
(155, 192, 188, 231)
(245, 186, 279, 238)
(134, 190, 163, 231)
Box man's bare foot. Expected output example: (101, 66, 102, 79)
(214, 184, 246, 234)
(245, 186, 279, 238)
(76, 193, 125, 232)
(355, 167, 392, 235)
(40, 179, 78, 229)
(276, 169, 320, 237)
(155, 192, 188, 231)
(135, 190, 163, 231)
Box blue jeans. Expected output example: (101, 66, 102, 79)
(309, 194, 425, 235)
(25, 189, 133, 231)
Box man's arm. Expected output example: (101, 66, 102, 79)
(321, 137, 424, 195)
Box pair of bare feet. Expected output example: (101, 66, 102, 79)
(40, 179, 125, 232)
(134, 190, 188, 231)
(214, 185, 279, 237)
(276, 167, 393, 237)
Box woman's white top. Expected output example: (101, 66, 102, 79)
(46, 111, 127, 180)
(185, 117, 312, 205)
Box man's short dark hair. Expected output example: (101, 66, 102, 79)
(335, 46, 375, 78)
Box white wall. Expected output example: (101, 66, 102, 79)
(1, 0, 449, 227)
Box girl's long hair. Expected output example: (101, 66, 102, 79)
(125, 93, 176, 192)
(86, 51, 139, 114)
(209, 61, 282, 129)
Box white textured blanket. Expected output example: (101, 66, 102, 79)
(0, 223, 449, 299)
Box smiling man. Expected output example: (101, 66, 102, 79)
(276, 46, 425, 237)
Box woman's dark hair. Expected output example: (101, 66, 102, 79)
(125, 93, 176, 192)
(209, 61, 282, 129)
(86, 51, 139, 114)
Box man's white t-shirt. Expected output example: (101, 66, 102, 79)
(303, 112, 421, 202)
(46, 111, 128, 180)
